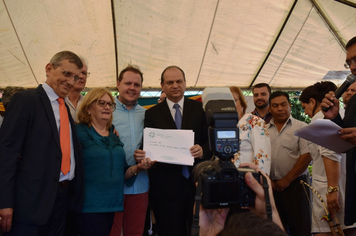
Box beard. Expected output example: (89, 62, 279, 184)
(255, 100, 269, 109)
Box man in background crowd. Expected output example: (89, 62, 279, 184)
(0, 86, 26, 128)
(65, 58, 89, 123)
(252, 83, 272, 124)
(158, 91, 166, 103)
(342, 82, 356, 108)
(268, 91, 311, 236)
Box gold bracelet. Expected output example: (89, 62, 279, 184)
(327, 186, 339, 193)
(130, 166, 138, 176)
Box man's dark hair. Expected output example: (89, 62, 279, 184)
(117, 65, 143, 83)
(253, 83, 271, 95)
(269, 91, 290, 104)
(346, 36, 356, 50)
(160, 65, 186, 84)
(2, 86, 26, 109)
(217, 211, 287, 236)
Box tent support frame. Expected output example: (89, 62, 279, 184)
(309, 0, 346, 50)
(248, 0, 299, 89)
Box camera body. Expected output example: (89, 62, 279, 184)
(198, 160, 260, 209)
(194, 88, 260, 209)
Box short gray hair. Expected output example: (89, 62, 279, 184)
(49, 51, 83, 69)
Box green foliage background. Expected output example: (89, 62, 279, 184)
(288, 91, 311, 124)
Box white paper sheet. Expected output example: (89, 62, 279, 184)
(294, 119, 355, 153)
(143, 127, 195, 165)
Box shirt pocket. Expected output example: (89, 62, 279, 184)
(312, 173, 327, 194)
(281, 136, 299, 156)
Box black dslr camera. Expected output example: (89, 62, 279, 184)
(193, 88, 260, 209)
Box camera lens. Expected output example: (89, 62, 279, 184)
(192, 161, 214, 183)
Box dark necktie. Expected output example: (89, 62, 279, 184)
(173, 104, 189, 179)
(58, 98, 70, 175)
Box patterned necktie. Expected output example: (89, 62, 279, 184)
(58, 98, 71, 175)
(173, 104, 190, 179)
(173, 103, 182, 129)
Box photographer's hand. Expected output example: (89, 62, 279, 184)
(199, 206, 229, 236)
(240, 163, 284, 231)
(0, 208, 13, 232)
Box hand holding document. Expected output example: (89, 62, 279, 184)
(143, 127, 195, 166)
(294, 119, 355, 153)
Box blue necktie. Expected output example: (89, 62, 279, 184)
(174, 104, 190, 179)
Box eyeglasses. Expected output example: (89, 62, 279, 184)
(81, 71, 91, 78)
(55, 64, 80, 82)
(344, 59, 356, 69)
(97, 100, 116, 111)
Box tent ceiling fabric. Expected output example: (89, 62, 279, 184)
(1, 0, 356, 90)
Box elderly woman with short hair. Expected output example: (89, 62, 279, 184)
(76, 88, 152, 236)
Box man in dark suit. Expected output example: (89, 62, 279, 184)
(322, 36, 356, 227)
(0, 51, 84, 235)
(135, 66, 210, 236)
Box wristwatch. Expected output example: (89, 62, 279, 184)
(327, 186, 339, 193)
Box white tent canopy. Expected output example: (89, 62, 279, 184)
(1, 0, 356, 90)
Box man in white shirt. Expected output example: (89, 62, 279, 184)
(268, 91, 312, 236)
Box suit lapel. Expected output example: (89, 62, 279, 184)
(37, 85, 61, 148)
(182, 97, 193, 129)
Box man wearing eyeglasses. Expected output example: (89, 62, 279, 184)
(322, 36, 356, 226)
(110, 65, 148, 236)
(0, 51, 84, 235)
(65, 57, 90, 123)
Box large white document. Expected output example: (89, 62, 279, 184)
(143, 127, 195, 165)
(294, 119, 355, 153)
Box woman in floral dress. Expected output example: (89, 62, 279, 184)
(230, 86, 271, 174)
